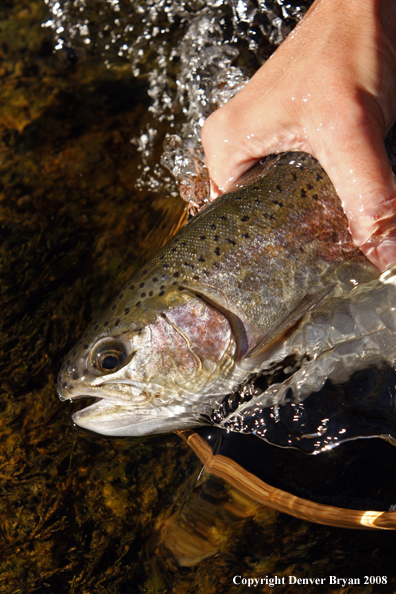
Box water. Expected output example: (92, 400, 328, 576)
(2, 0, 396, 592)
(42, 0, 307, 201)
(214, 269, 396, 453)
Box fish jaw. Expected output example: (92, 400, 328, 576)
(58, 359, 225, 436)
(71, 396, 214, 436)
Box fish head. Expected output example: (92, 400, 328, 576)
(57, 287, 236, 436)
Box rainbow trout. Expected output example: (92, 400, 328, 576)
(58, 152, 384, 436)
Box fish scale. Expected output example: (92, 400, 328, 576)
(58, 151, 379, 437)
(96, 152, 372, 336)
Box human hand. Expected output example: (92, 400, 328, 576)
(201, 0, 396, 271)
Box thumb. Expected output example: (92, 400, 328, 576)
(315, 126, 396, 272)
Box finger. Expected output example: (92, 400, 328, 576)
(201, 104, 259, 193)
(201, 88, 299, 193)
(314, 119, 396, 271)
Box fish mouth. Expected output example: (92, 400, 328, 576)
(57, 376, 166, 405)
(58, 376, 213, 436)
(71, 397, 208, 437)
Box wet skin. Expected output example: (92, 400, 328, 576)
(201, 0, 396, 271)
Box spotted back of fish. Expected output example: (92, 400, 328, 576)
(108, 155, 373, 322)
(65, 152, 378, 368)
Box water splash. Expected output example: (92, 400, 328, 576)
(42, 0, 312, 197)
(161, 135, 211, 215)
(212, 267, 396, 453)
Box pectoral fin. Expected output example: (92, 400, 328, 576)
(243, 284, 337, 363)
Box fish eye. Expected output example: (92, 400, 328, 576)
(90, 339, 127, 374)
